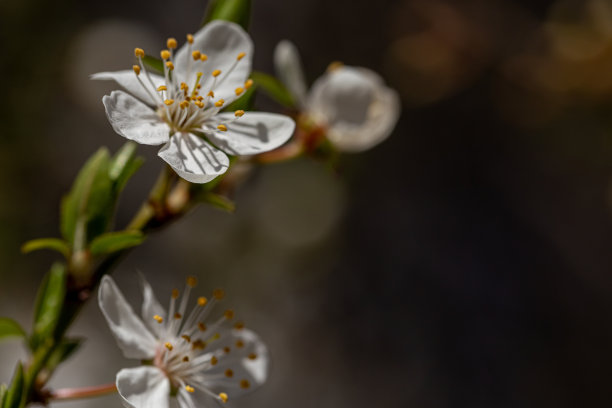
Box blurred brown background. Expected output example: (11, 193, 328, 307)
(1, 0, 612, 407)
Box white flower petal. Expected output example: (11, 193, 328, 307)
(98, 276, 157, 360)
(174, 21, 253, 106)
(102, 91, 170, 146)
(197, 329, 269, 399)
(116, 366, 170, 408)
(92, 70, 164, 106)
(139, 274, 166, 338)
(206, 112, 295, 156)
(274, 40, 308, 108)
(307, 66, 400, 152)
(158, 133, 230, 183)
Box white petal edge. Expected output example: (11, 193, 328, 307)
(206, 112, 295, 156)
(174, 20, 253, 106)
(116, 366, 170, 408)
(98, 276, 157, 360)
(92, 70, 165, 107)
(139, 273, 167, 338)
(158, 133, 230, 184)
(274, 40, 308, 108)
(103, 91, 170, 146)
(307, 66, 400, 152)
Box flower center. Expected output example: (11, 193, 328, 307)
(131, 35, 254, 134)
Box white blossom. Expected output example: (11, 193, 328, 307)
(98, 275, 268, 408)
(274, 40, 400, 152)
(93, 21, 295, 183)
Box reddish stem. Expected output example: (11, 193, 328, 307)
(50, 383, 117, 400)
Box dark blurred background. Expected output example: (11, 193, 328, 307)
(2, 0, 612, 407)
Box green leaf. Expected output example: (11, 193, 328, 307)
(224, 84, 256, 112)
(30, 263, 66, 350)
(90, 231, 145, 256)
(0, 319, 25, 342)
(143, 55, 163, 74)
(61, 148, 114, 248)
(110, 142, 144, 194)
(21, 238, 69, 258)
(0, 384, 7, 407)
(2, 363, 23, 408)
(250, 72, 295, 107)
(44, 338, 82, 373)
(202, 0, 251, 30)
(199, 192, 235, 212)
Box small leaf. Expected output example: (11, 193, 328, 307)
(250, 71, 295, 107)
(89, 231, 145, 256)
(21, 238, 69, 258)
(200, 192, 235, 212)
(2, 363, 23, 408)
(0, 384, 7, 407)
(110, 142, 144, 194)
(31, 263, 66, 350)
(202, 0, 251, 30)
(44, 338, 83, 372)
(0, 319, 25, 342)
(143, 55, 163, 74)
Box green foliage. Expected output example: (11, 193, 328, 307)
(143, 55, 163, 74)
(90, 231, 145, 256)
(0, 384, 6, 407)
(224, 84, 256, 112)
(110, 142, 144, 194)
(30, 263, 66, 350)
(202, 0, 251, 30)
(21, 238, 69, 259)
(250, 71, 295, 108)
(199, 192, 235, 212)
(0, 319, 25, 342)
(44, 338, 82, 373)
(2, 363, 23, 408)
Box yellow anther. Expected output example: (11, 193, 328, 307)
(134, 48, 145, 58)
(174, 313, 182, 319)
(186, 276, 197, 287)
(224, 309, 234, 320)
(181, 334, 191, 343)
(215, 99, 225, 108)
(180, 82, 188, 90)
(234, 110, 245, 118)
(192, 50, 201, 60)
(235, 87, 244, 96)
(197, 95, 204, 101)
(161, 50, 171, 60)
(212, 69, 221, 77)
(200, 54, 208, 62)
(167, 38, 177, 49)
(223, 346, 231, 353)
(179, 101, 189, 109)
(186, 34, 194, 44)
(166, 61, 174, 70)
(132, 65, 140, 75)
(219, 393, 228, 403)
(195, 101, 204, 108)
(196, 84, 202, 89)
(165, 342, 173, 351)
(183, 356, 190, 362)
(224, 369, 234, 378)
(164, 99, 175, 106)
(157, 85, 167, 92)
(240, 379, 250, 389)
(198, 297, 208, 306)
(248, 353, 257, 360)
(327, 61, 344, 72)
(192, 339, 206, 350)
(244, 79, 253, 89)
(213, 289, 225, 299)
(198, 322, 207, 331)
(185, 385, 195, 393)
(234, 321, 245, 329)
(207, 91, 215, 98)
(235, 340, 244, 348)
(172, 289, 179, 299)
(217, 124, 228, 132)
(210, 356, 218, 365)
(153, 315, 163, 323)
(237, 52, 246, 60)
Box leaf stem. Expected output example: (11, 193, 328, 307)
(50, 383, 117, 400)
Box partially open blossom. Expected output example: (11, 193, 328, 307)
(274, 40, 400, 153)
(98, 275, 268, 408)
(93, 21, 295, 183)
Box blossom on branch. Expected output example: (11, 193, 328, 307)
(274, 40, 400, 153)
(93, 21, 295, 183)
(98, 275, 269, 408)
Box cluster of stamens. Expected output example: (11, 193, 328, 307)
(131, 35, 253, 133)
(152, 276, 256, 403)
